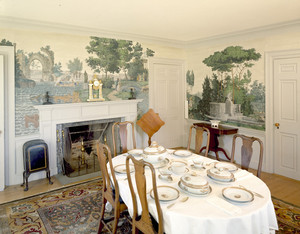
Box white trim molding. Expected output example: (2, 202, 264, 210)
(1, 16, 300, 49)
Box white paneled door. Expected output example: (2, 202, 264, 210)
(0, 55, 4, 190)
(274, 57, 300, 180)
(149, 58, 184, 148)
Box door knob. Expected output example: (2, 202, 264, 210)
(274, 123, 280, 129)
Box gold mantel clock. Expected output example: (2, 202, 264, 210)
(87, 75, 105, 102)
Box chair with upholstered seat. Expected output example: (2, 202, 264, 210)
(112, 121, 136, 157)
(230, 134, 264, 178)
(96, 141, 128, 234)
(187, 125, 210, 157)
(126, 155, 164, 234)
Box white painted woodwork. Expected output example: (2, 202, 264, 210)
(0, 46, 15, 189)
(149, 58, 185, 148)
(273, 57, 300, 180)
(0, 55, 4, 191)
(34, 100, 141, 181)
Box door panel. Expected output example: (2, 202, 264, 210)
(274, 57, 300, 180)
(0, 55, 4, 190)
(150, 60, 184, 148)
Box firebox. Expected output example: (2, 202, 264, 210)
(56, 118, 121, 177)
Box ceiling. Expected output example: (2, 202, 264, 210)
(1, 0, 300, 42)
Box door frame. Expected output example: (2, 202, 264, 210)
(148, 57, 186, 147)
(0, 46, 15, 190)
(265, 49, 300, 174)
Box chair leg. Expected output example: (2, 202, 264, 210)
(98, 197, 107, 234)
(112, 207, 120, 234)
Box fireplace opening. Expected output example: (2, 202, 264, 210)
(56, 118, 121, 177)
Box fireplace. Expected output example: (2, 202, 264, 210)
(34, 100, 142, 178)
(56, 118, 120, 177)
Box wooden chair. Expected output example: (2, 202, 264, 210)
(96, 141, 128, 234)
(230, 134, 264, 178)
(187, 125, 210, 157)
(136, 108, 165, 146)
(112, 121, 136, 157)
(126, 155, 164, 234)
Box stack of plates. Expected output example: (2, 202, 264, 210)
(214, 162, 238, 172)
(178, 174, 211, 196)
(207, 168, 235, 183)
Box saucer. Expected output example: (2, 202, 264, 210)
(168, 166, 189, 174)
(152, 158, 170, 169)
(158, 174, 173, 182)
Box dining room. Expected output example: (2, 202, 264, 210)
(1, 0, 300, 233)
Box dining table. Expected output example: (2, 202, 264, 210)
(110, 149, 278, 234)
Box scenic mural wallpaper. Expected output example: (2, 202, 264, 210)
(187, 46, 265, 130)
(0, 37, 155, 136)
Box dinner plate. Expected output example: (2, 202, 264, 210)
(214, 162, 238, 172)
(114, 164, 134, 174)
(178, 181, 212, 197)
(207, 174, 236, 184)
(128, 149, 143, 157)
(173, 150, 192, 157)
(150, 186, 180, 202)
(222, 187, 254, 203)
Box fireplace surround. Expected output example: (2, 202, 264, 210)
(34, 100, 142, 179)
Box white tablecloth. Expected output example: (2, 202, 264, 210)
(110, 150, 278, 234)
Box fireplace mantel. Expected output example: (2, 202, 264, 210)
(35, 99, 142, 176)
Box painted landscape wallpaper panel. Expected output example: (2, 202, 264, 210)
(187, 46, 265, 130)
(0, 36, 154, 136)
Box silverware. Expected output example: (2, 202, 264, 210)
(167, 196, 189, 209)
(238, 185, 264, 198)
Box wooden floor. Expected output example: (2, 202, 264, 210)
(0, 170, 299, 206)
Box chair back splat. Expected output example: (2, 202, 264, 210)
(230, 134, 264, 178)
(96, 142, 127, 234)
(126, 155, 163, 234)
(112, 121, 136, 157)
(187, 125, 210, 157)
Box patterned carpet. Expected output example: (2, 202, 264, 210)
(0, 179, 299, 233)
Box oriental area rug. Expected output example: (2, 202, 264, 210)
(0, 179, 299, 234)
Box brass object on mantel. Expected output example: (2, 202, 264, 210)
(87, 75, 105, 102)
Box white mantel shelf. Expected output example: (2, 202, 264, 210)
(34, 99, 142, 124)
(33, 99, 142, 179)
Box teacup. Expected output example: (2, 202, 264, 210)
(158, 168, 172, 180)
(192, 158, 205, 168)
(170, 161, 187, 174)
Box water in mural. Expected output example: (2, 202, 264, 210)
(187, 46, 265, 130)
(0, 37, 153, 136)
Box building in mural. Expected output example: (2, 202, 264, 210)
(0, 37, 155, 136)
(187, 46, 265, 130)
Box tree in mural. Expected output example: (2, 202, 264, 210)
(186, 70, 194, 87)
(86, 37, 120, 77)
(200, 76, 213, 118)
(118, 40, 133, 79)
(128, 43, 145, 81)
(53, 62, 63, 77)
(67, 57, 83, 79)
(86, 37, 155, 82)
(203, 46, 261, 104)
